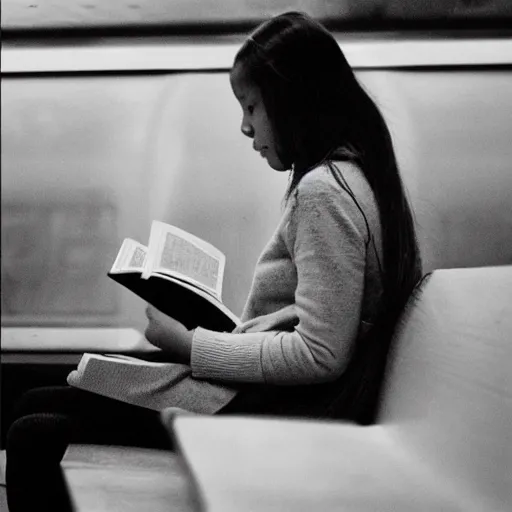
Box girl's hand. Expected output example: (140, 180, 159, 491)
(144, 305, 193, 364)
(233, 305, 298, 334)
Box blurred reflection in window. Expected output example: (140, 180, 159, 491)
(2, 196, 117, 324)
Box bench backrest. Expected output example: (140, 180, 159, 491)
(380, 266, 512, 510)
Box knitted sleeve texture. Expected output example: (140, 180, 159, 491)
(191, 165, 369, 385)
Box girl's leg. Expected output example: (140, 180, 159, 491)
(6, 413, 73, 512)
(6, 386, 172, 512)
(10, 385, 172, 448)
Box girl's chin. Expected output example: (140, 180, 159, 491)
(270, 165, 289, 172)
(265, 154, 288, 172)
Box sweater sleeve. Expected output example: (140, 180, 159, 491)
(191, 174, 368, 385)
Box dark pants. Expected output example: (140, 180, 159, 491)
(5, 386, 173, 512)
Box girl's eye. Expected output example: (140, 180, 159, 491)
(247, 105, 254, 115)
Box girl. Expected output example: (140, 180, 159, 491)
(144, 11, 421, 420)
(6, 11, 421, 511)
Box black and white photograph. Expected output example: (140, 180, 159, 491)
(1, 1, 511, 511)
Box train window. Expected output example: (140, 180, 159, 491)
(1, 71, 288, 343)
(1, 1, 512, 351)
(2, 0, 512, 34)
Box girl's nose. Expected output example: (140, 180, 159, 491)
(241, 120, 254, 138)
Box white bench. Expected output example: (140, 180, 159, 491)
(62, 265, 512, 511)
(172, 266, 512, 512)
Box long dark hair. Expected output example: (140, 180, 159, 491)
(235, 12, 422, 423)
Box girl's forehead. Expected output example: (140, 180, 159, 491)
(230, 65, 258, 101)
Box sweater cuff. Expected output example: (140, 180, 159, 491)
(191, 327, 265, 382)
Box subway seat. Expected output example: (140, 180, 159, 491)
(170, 265, 512, 512)
(62, 444, 198, 512)
(62, 265, 512, 511)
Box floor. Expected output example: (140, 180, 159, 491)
(0, 450, 8, 511)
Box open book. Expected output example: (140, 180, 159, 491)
(108, 221, 240, 332)
(67, 353, 238, 413)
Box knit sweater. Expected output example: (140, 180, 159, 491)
(191, 162, 383, 386)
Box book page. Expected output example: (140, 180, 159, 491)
(143, 221, 225, 301)
(110, 238, 148, 273)
(80, 353, 169, 368)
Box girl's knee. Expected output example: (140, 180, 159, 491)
(6, 414, 74, 512)
(7, 413, 71, 464)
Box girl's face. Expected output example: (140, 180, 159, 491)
(230, 64, 287, 171)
